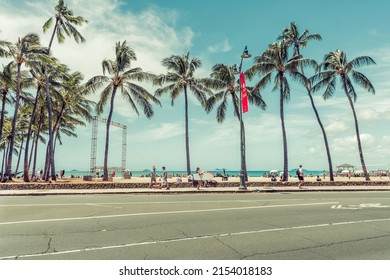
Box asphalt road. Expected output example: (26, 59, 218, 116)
(1, 192, 390, 260)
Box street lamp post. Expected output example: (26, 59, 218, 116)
(234, 46, 251, 190)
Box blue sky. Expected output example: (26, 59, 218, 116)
(1, 0, 389, 172)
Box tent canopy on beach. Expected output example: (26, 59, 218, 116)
(337, 163, 355, 171)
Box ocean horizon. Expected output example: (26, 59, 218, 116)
(64, 169, 326, 178)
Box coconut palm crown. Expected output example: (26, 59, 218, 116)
(43, 0, 88, 50)
(205, 63, 266, 122)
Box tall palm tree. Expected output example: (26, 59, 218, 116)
(204, 63, 266, 179)
(279, 22, 334, 181)
(312, 50, 375, 181)
(23, 61, 63, 181)
(42, 0, 88, 181)
(246, 41, 315, 181)
(5, 33, 49, 180)
(0, 62, 15, 152)
(155, 53, 211, 175)
(87, 41, 159, 181)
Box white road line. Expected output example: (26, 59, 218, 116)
(0, 198, 307, 207)
(2, 216, 390, 260)
(0, 201, 337, 226)
(86, 203, 122, 209)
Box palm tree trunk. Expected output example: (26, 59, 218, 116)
(184, 87, 191, 175)
(342, 78, 370, 181)
(280, 75, 289, 181)
(44, 144, 51, 181)
(48, 18, 59, 52)
(307, 91, 334, 181)
(32, 129, 41, 176)
(103, 87, 117, 181)
(23, 86, 41, 182)
(43, 18, 59, 182)
(14, 136, 24, 177)
(0, 92, 6, 148)
(44, 67, 56, 181)
(28, 132, 35, 169)
(1, 142, 9, 180)
(297, 55, 334, 181)
(34, 107, 44, 177)
(52, 103, 65, 150)
(5, 63, 22, 180)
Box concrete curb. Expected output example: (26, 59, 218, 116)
(1, 186, 390, 196)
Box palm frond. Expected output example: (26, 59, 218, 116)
(352, 70, 375, 94)
(121, 87, 139, 116)
(96, 85, 114, 114)
(348, 56, 376, 70)
(205, 90, 226, 113)
(42, 18, 53, 33)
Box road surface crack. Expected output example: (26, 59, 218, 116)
(43, 236, 53, 254)
(242, 233, 390, 259)
(214, 237, 244, 258)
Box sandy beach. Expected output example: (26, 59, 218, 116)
(6, 174, 389, 185)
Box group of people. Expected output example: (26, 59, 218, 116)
(149, 166, 169, 190)
(148, 166, 206, 190)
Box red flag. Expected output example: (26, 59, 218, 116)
(240, 72, 249, 113)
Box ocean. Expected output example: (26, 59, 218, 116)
(65, 169, 326, 178)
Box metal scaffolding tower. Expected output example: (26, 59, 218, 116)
(90, 116, 127, 176)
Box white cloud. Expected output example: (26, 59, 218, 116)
(0, 0, 194, 81)
(207, 39, 232, 53)
(332, 133, 375, 154)
(326, 121, 349, 134)
(131, 122, 183, 143)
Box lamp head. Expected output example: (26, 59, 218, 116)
(232, 64, 239, 74)
(241, 46, 252, 59)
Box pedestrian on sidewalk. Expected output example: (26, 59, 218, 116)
(196, 167, 203, 190)
(297, 165, 304, 189)
(149, 166, 157, 188)
(161, 166, 169, 190)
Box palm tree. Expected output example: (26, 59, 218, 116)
(5, 33, 49, 180)
(204, 63, 266, 180)
(22, 61, 63, 181)
(0, 63, 15, 152)
(43, 0, 87, 50)
(246, 41, 315, 181)
(155, 53, 211, 175)
(87, 41, 160, 181)
(42, 0, 88, 181)
(279, 22, 334, 181)
(312, 50, 375, 181)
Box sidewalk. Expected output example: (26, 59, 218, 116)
(1, 184, 390, 196)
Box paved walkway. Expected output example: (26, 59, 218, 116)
(1, 184, 390, 196)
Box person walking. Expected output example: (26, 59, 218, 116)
(161, 166, 169, 190)
(297, 165, 304, 189)
(149, 166, 157, 188)
(196, 167, 203, 190)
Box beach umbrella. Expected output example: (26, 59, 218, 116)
(354, 170, 364, 174)
(270, 170, 278, 173)
(341, 170, 350, 174)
